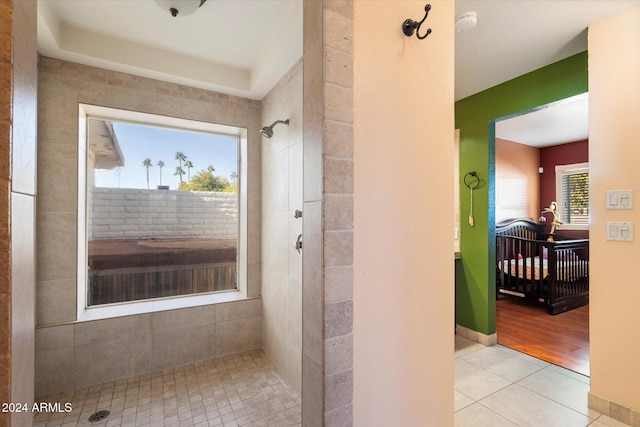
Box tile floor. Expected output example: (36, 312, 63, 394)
(455, 335, 631, 427)
(32, 337, 632, 427)
(34, 350, 300, 427)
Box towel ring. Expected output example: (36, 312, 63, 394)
(464, 171, 480, 190)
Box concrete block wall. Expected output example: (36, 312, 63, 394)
(89, 188, 238, 240)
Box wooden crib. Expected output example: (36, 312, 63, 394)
(495, 218, 589, 315)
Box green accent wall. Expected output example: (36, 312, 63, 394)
(455, 51, 588, 335)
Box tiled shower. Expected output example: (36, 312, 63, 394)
(34, 55, 300, 398)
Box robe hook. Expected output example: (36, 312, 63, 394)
(402, 4, 433, 40)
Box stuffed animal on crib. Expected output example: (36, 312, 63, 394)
(542, 201, 564, 242)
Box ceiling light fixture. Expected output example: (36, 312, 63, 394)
(153, 0, 207, 18)
(455, 11, 477, 33)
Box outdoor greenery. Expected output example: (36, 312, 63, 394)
(143, 152, 236, 192)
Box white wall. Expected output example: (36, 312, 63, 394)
(588, 4, 640, 415)
(89, 188, 238, 240)
(353, 1, 455, 425)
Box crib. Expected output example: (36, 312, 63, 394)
(495, 218, 589, 315)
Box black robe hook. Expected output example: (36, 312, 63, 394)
(402, 4, 433, 40)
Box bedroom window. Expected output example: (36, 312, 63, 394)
(78, 104, 248, 319)
(555, 162, 589, 229)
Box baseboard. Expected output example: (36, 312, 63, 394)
(588, 393, 640, 426)
(455, 324, 497, 346)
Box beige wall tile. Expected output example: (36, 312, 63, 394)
(324, 120, 353, 159)
(302, 201, 323, 365)
(326, 0, 353, 18)
(288, 140, 304, 210)
(302, 353, 323, 427)
(325, 84, 353, 124)
(35, 347, 73, 397)
(303, 0, 324, 205)
(36, 211, 77, 282)
(285, 342, 302, 394)
(324, 194, 353, 231)
(324, 301, 352, 339)
(288, 216, 303, 279)
(36, 279, 76, 326)
(35, 325, 73, 353)
(151, 306, 215, 332)
(287, 277, 302, 351)
(324, 230, 353, 267)
(325, 334, 352, 376)
(324, 157, 353, 194)
(36, 143, 78, 212)
(247, 262, 262, 297)
(325, 47, 354, 89)
(324, 265, 353, 303)
(216, 298, 261, 323)
(325, 9, 354, 53)
(74, 314, 151, 346)
(216, 316, 261, 357)
(325, 369, 352, 412)
(73, 337, 139, 390)
(151, 324, 216, 371)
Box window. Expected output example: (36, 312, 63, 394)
(555, 162, 589, 229)
(78, 105, 247, 319)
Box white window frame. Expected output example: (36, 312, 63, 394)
(555, 162, 589, 231)
(77, 104, 248, 322)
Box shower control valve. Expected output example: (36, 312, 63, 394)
(295, 234, 303, 253)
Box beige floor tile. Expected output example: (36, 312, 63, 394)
(480, 384, 591, 426)
(461, 345, 549, 382)
(517, 366, 598, 419)
(37, 351, 300, 427)
(455, 403, 518, 427)
(454, 390, 475, 412)
(455, 358, 512, 401)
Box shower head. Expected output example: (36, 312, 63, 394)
(260, 119, 289, 138)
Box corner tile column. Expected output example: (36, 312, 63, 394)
(0, 0, 38, 425)
(303, 1, 354, 425)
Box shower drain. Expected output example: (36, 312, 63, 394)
(88, 410, 110, 423)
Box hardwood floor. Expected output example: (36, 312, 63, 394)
(495, 297, 590, 377)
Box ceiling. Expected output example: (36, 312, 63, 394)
(454, 0, 640, 101)
(37, 0, 303, 100)
(495, 93, 589, 147)
(37, 1, 639, 119)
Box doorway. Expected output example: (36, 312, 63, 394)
(492, 93, 590, 376)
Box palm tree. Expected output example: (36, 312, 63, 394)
(174, 166, 185, 185)
(174, 152, 187, 185)
(142, 158, 152, 189)
(185, 160, 194, 182)
(157, 160, 165, 185)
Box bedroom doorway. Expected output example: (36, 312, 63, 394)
(492, 93, 590, 377)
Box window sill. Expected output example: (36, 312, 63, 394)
(76, 291, 247, 323)
(558, 224, 590, 231)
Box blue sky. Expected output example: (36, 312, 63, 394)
(95, 122, 238, 190)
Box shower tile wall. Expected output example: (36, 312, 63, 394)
(261, 59, 303, 395)
(36, 57, 263, 397)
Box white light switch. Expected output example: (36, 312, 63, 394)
(606, 222, 634, 241)
(606, 190, 634, 209)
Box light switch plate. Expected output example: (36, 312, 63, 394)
(606, 190, 634, 209)
(606, 221, 634, 241)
